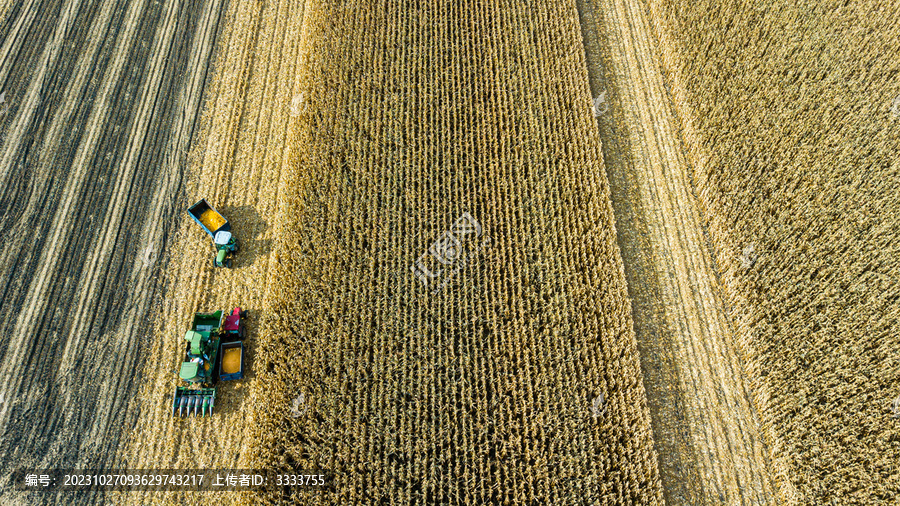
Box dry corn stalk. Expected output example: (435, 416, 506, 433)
(646, 0, 900, 502)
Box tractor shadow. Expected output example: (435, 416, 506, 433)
(220, 204, 273, 268)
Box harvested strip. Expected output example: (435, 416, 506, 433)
(0, 0, 227, 504)
(118, 0, 308, 503)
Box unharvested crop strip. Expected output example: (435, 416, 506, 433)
(247, 0, 662, 503)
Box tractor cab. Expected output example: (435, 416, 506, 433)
(214, 231, 234, 247)
(213, 231, 238, 269)
(179, 362, 202, 382)
(221, 307, 248, 339)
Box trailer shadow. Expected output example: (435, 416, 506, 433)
(220, 204, 273, 268)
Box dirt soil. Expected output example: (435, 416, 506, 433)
(0, 0, 226, 503)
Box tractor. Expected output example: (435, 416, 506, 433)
(188, 199, 239, 268)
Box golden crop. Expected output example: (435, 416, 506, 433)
(648, 0, 900, 502)
(244, 0, 663, 504)
(199, 208, 226, 232)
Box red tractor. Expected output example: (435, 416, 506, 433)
(218, 307, 248, 383)
(222, 307, 248, 340)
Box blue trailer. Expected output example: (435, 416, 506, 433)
(218, 341, 245, 381)
(188, 199, 238, 268)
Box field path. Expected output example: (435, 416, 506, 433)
(576, 0, 775, 503)
(0, 0, 226, 503)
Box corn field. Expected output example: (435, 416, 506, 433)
(244, 0, 662, 503)
(100, 0, 900, 504)
(647, 0, 900, 503)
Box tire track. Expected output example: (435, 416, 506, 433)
(0, 0, 227, 502)
(0, 0, 83, 185)
(576, 0, 775, 503)
(0, 0, 147, 437)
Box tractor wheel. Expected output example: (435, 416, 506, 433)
(225, 258, 233, 269)
(241, 310, 249, 319)
(213, 257, 217, 268)
(239, 325, 247, 340)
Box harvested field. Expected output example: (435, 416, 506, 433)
(118, 0, 308, 504)
(0, 0, 226, 503)
(245, 0, 662, 503)
(646, 0, 900, 503)
(575, 0, 775, 503)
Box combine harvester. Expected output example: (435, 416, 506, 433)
(188, 199, 238, 268)
(173, 308, 248, 417)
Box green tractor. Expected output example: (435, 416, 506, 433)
(188, 199, 239, 268)
(213, 231, 238, 268)
(172, 309, 248, 417)
(173, 311, 222, 416)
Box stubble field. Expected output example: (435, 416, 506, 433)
(0, 0, 225, 503)
(120, 0, 308, 504)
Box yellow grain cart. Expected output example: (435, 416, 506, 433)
(188, 199, 239, 268)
